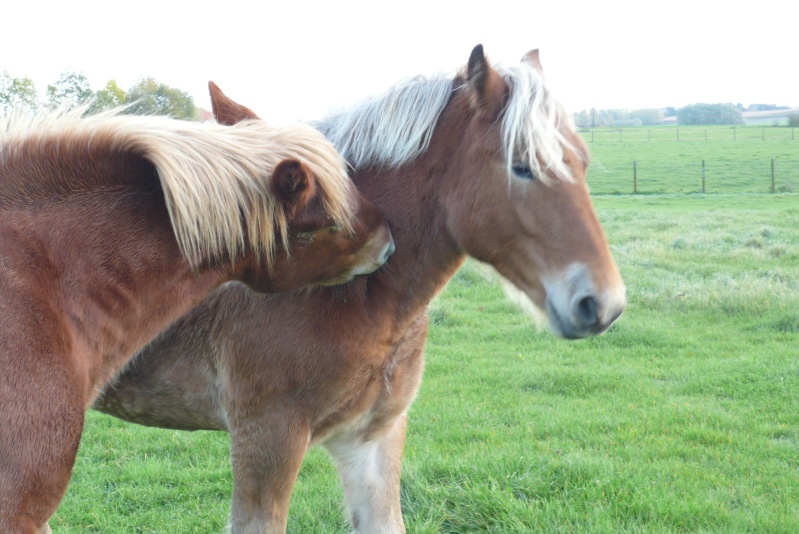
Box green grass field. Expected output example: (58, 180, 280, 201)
(584, 126, 798, 194)
(51, 131, 799, 532)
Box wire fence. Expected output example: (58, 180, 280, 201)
(579, 126, 798, 194)
(586, 159, 799, 195)
(578, 127, 797, 143)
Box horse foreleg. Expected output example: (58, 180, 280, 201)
(0, 351, 85, 533)
(228, 415, 309, 534)
(326, 414, 407, 534)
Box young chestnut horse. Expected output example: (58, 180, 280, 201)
(0, 97, 394, 533)
(96, 46, 626, 533)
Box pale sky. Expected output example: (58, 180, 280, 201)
(3, 1, 795, 124)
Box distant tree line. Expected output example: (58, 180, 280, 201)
(0, 70, 196, 120)
(677, 103, 743, 125)
(747, 103, 791, 112)
(574, 102, 752, 127)
(573, 108, 666, 128)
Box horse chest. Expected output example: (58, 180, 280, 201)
(314, 314, 428, 445)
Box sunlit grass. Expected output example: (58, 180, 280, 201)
(54, 193, 799, 532)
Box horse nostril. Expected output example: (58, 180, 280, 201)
(576, 296, 598, 327)
(381, 240, 396, 263)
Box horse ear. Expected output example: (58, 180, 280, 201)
(523, 49, 544, 74)
(271, 159, 318, 220)
(466, 44, 506, 118)
(208, 81, 260, 125)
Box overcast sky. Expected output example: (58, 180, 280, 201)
(3, 1, 795, 123)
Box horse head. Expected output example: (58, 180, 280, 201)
(441, 45, 625, 338)
(208, 82, 395, 291)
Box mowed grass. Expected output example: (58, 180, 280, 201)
(53, 193, 799, 532)
(584, 126, 798, 194)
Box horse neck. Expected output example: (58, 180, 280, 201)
(352, 99, 471, 321)
(6, 153, 233, 398)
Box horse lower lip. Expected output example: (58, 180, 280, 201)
(546, 300, 587, 339)
(319, 273, 351, 286)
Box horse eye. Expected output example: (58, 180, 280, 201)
(512, 164, 536, 180)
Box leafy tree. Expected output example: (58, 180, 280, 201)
(46, 70, 93, 110)
(677, 103, 743, 125)
(630, 108, 665, 126)
(595, 109, 627, 128)
(89, 80, 127, 113)
(125, 77, 195, 120)
(574, 110, 590, 128)
(611, 109, 631, 126)
(0, 71, 39, 112)
(573, 109, 626, 128)
(575, 108, 666, 127)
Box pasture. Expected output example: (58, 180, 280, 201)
(52, 192, 799, 532)
(584, 126, 798, 194)
(52, 128, 799, 532)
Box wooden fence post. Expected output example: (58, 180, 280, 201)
(633, 160, 637, 194)
(771, 159, 775, 193)
(702, 160, 706, 193)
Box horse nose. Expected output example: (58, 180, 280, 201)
(575, 292, 625, 335)
(546, 264, 625, 338)
(380, 239, 396, 263)
(575, 295, 598, 328)
(607, 305, 624, 326)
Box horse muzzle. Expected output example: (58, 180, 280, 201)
(544, 263, 626, 339)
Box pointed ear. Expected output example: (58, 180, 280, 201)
(466, 44, 506, 118)
(208, 81, 260, 125)
(271, 159, 317, 221)
(522, 49, 544, 75)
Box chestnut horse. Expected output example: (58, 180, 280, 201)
(0, 97, 394, 533)
(96, 46, 626, 532)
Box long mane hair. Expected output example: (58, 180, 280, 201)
(316, 56, 579, 183)
(0, 108, 354, 267)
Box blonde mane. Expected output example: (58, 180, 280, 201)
(315, 76, 452, 169)
(316, 58, 579, 182)
(497, 59, 579, 184)
(0, 108, 353, 267)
